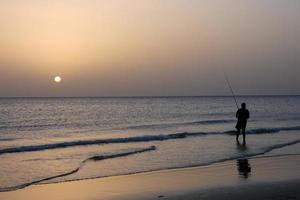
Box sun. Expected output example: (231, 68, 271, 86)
(54, 76, 62, 83)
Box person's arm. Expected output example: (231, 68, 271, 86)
(247, 110, 250, 119)
(236, 110, 239, 118)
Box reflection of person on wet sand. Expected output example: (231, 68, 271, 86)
(237, 159, 251, 179)
(236, 140, 247, 151)
(236, 141, 251, 179)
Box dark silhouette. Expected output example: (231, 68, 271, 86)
(236, 135, 251, 179)
(235, 102, 250, 144)
(236, 159, 251, 179)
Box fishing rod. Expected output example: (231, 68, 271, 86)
(224, 73, 239, 109)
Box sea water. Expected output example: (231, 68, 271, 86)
(0, 96, 299, 191)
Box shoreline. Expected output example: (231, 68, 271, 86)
(2, 150, 299, 193)
(0, 154, 299, 200)
(39, 152, 300, 185)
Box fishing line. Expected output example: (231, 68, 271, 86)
(224, 72, 239, 109)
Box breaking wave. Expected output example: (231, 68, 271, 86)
(0, 146, 156, 192)
(0, 119, 235, 133)
(124, 119, 235, 130)
(0, 126, 299, 155)
(1, 139, 299, 192)
(225, 126, 300, 135)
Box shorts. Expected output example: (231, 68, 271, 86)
(236, 120, 247, 130)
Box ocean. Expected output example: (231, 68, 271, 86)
(0, 96, 299, 191)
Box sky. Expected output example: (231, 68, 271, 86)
(0, 0, 299, 97)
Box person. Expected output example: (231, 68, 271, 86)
(235, 102, 250, 144)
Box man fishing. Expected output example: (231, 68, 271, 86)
(236, 103, 250, 144)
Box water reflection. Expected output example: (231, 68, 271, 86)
(237, 159, 251, 179)
(236, 140, 247, 152)
(236, 141, 251, 179)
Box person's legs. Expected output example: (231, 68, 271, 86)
(236, 128, 241, 141)
(242, 128, 246, 144)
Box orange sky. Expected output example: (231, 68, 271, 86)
(0, 0, 299, 96)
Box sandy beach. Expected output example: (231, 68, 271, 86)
(0, 154, 299, 200)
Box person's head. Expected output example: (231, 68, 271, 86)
(241, 103, 246, 109)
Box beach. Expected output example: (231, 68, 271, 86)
(0, 154, 299, 200)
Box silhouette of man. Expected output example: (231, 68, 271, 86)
(236, 103, 249, 143)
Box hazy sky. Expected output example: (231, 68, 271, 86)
(0, 0, 299, 97)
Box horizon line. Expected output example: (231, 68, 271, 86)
(0, 94, 299, 99)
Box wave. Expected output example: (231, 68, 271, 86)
(124, 119, 234, 130)
(0, 146, 156, 192)
(276, 116, 300, 121)
(188, 119, 235, 125)
(172, 139, 300, 169)
(1, 139, 299, 192)
(0, 122, 95, 132)
(255, 140, 300, 156)
(87, 146, 156, 161)
(0, 118, 234, 132)
(225, 126, 300, 135)
(0, 138, 18, 141)
(1, 125, 300, 155)
(0, 123, 61, 130)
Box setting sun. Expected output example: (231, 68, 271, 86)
(54, 76, 61, 83)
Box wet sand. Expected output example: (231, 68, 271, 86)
(0, 155, 299, 200)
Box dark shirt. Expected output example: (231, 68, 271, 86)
(236, 108, 250, 121)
